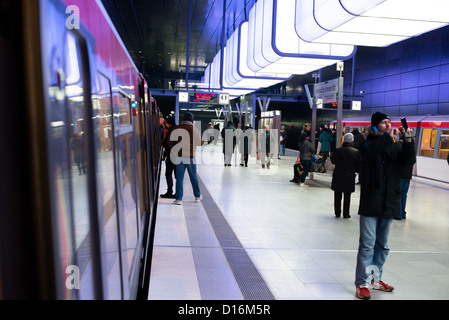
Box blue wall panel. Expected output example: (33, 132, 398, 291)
(349, 25, 449, 116)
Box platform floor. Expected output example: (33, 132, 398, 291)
(148, 143, 449, 300)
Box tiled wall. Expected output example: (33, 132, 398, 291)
(349, 25, 449, 117)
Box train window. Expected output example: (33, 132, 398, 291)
(419, 128, 437, 157)
(64, 31, 96, 300)
(94, 73, 123, 299)
(116, 93, 132, 126)
(112, 92, 139, 279)
(438, 130, 449, 160)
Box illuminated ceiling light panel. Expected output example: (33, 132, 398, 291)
(225, 21, 292, 88)
(223, 47, 278, 94)
(247, 0, 355, 75)
(202, 51, 257, 98)
(296, 0, 449, 47)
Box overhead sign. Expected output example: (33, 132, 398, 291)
(218, 93, 229, 105)
(178, 91, 188, 103)
(314, 78, 339, 104)
(189, 92, 218, 104)
(178, 91, 230, 105)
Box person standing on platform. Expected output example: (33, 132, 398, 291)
(213, 122, 220, 145)
(222, 121, 236, 166)
(352, 128, 365, 150)
(397, 150, 414, 220)
(355, 112, 416, 300)
(168, 112, 203, 205)
(259, 125, 274, 169)
(206, 122, 214, 144)
(279, 125, 287, 158)
(330, 133, 360, 218)
(240, 125, 254, 167)
(297, 129, 315, 186)
(330, 128, 337, 156)
(160, 116, 177, 199)
(317, 125, 332, 167)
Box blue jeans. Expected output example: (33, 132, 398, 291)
(400, 179, 410, 218)
(355, 215, 393, 287)
(299, 160, 311, 183)
(175, 157, 201, 201)
(280, 143, 286, 156)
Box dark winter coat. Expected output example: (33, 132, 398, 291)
(240, 127, 254, 155)
(298, 137, 315, 161)
(161, 125, 175, 158)
(167, 121, 202, 158)
(398, 163, 414, 180)
(222, 124, 236, 154)
(331, 143, 360, 193)
(258, 129, 275, 154)
(358, 127, 416, 219)
(352, 130, 365, 150)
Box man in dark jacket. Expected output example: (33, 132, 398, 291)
(355, 112, 416, 300)
(330, 133, 360, 218)
(168, 112, 203, 205)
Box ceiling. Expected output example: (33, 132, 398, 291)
(101, 0, 256, 89)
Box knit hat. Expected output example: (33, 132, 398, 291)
(165, 116, 176, 126)
(183, 112, 194, 122)
(343, 133, 354, 144)
(371, 111, 390, 128)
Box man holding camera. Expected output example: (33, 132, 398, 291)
(355, 112, 416, 299)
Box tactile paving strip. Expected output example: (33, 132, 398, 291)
(197, 176, 275, 300)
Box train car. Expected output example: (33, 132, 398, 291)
(330, 115, 449, 183)
(0, 0, 162, 299)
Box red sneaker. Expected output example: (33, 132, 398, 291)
(356, 286, 371, 300)
(372, 281, 394, 292)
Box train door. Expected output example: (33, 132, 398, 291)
(39, 0, 105, 299)
(136, 91, 162, 299)
(95, 72, 135, 299)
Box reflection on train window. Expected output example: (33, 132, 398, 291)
(438, 130, 449, 159)
(419, 128, 437, 157)
(116, 93, 132, 125)
(64, 31, 94, 300)
(113, 93, 139, 279)
(94, 73, 122, 299)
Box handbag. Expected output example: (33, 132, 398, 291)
(295, 154, 304, 175)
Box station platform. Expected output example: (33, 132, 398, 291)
(148, 143, 449, 300)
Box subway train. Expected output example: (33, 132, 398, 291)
(1, 0, 162, 299)
(331, 115, 449, 183)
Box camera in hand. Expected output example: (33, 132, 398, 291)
(401, 118, 416, 138)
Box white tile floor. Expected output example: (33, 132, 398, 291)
(148, 144, 449, 300)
